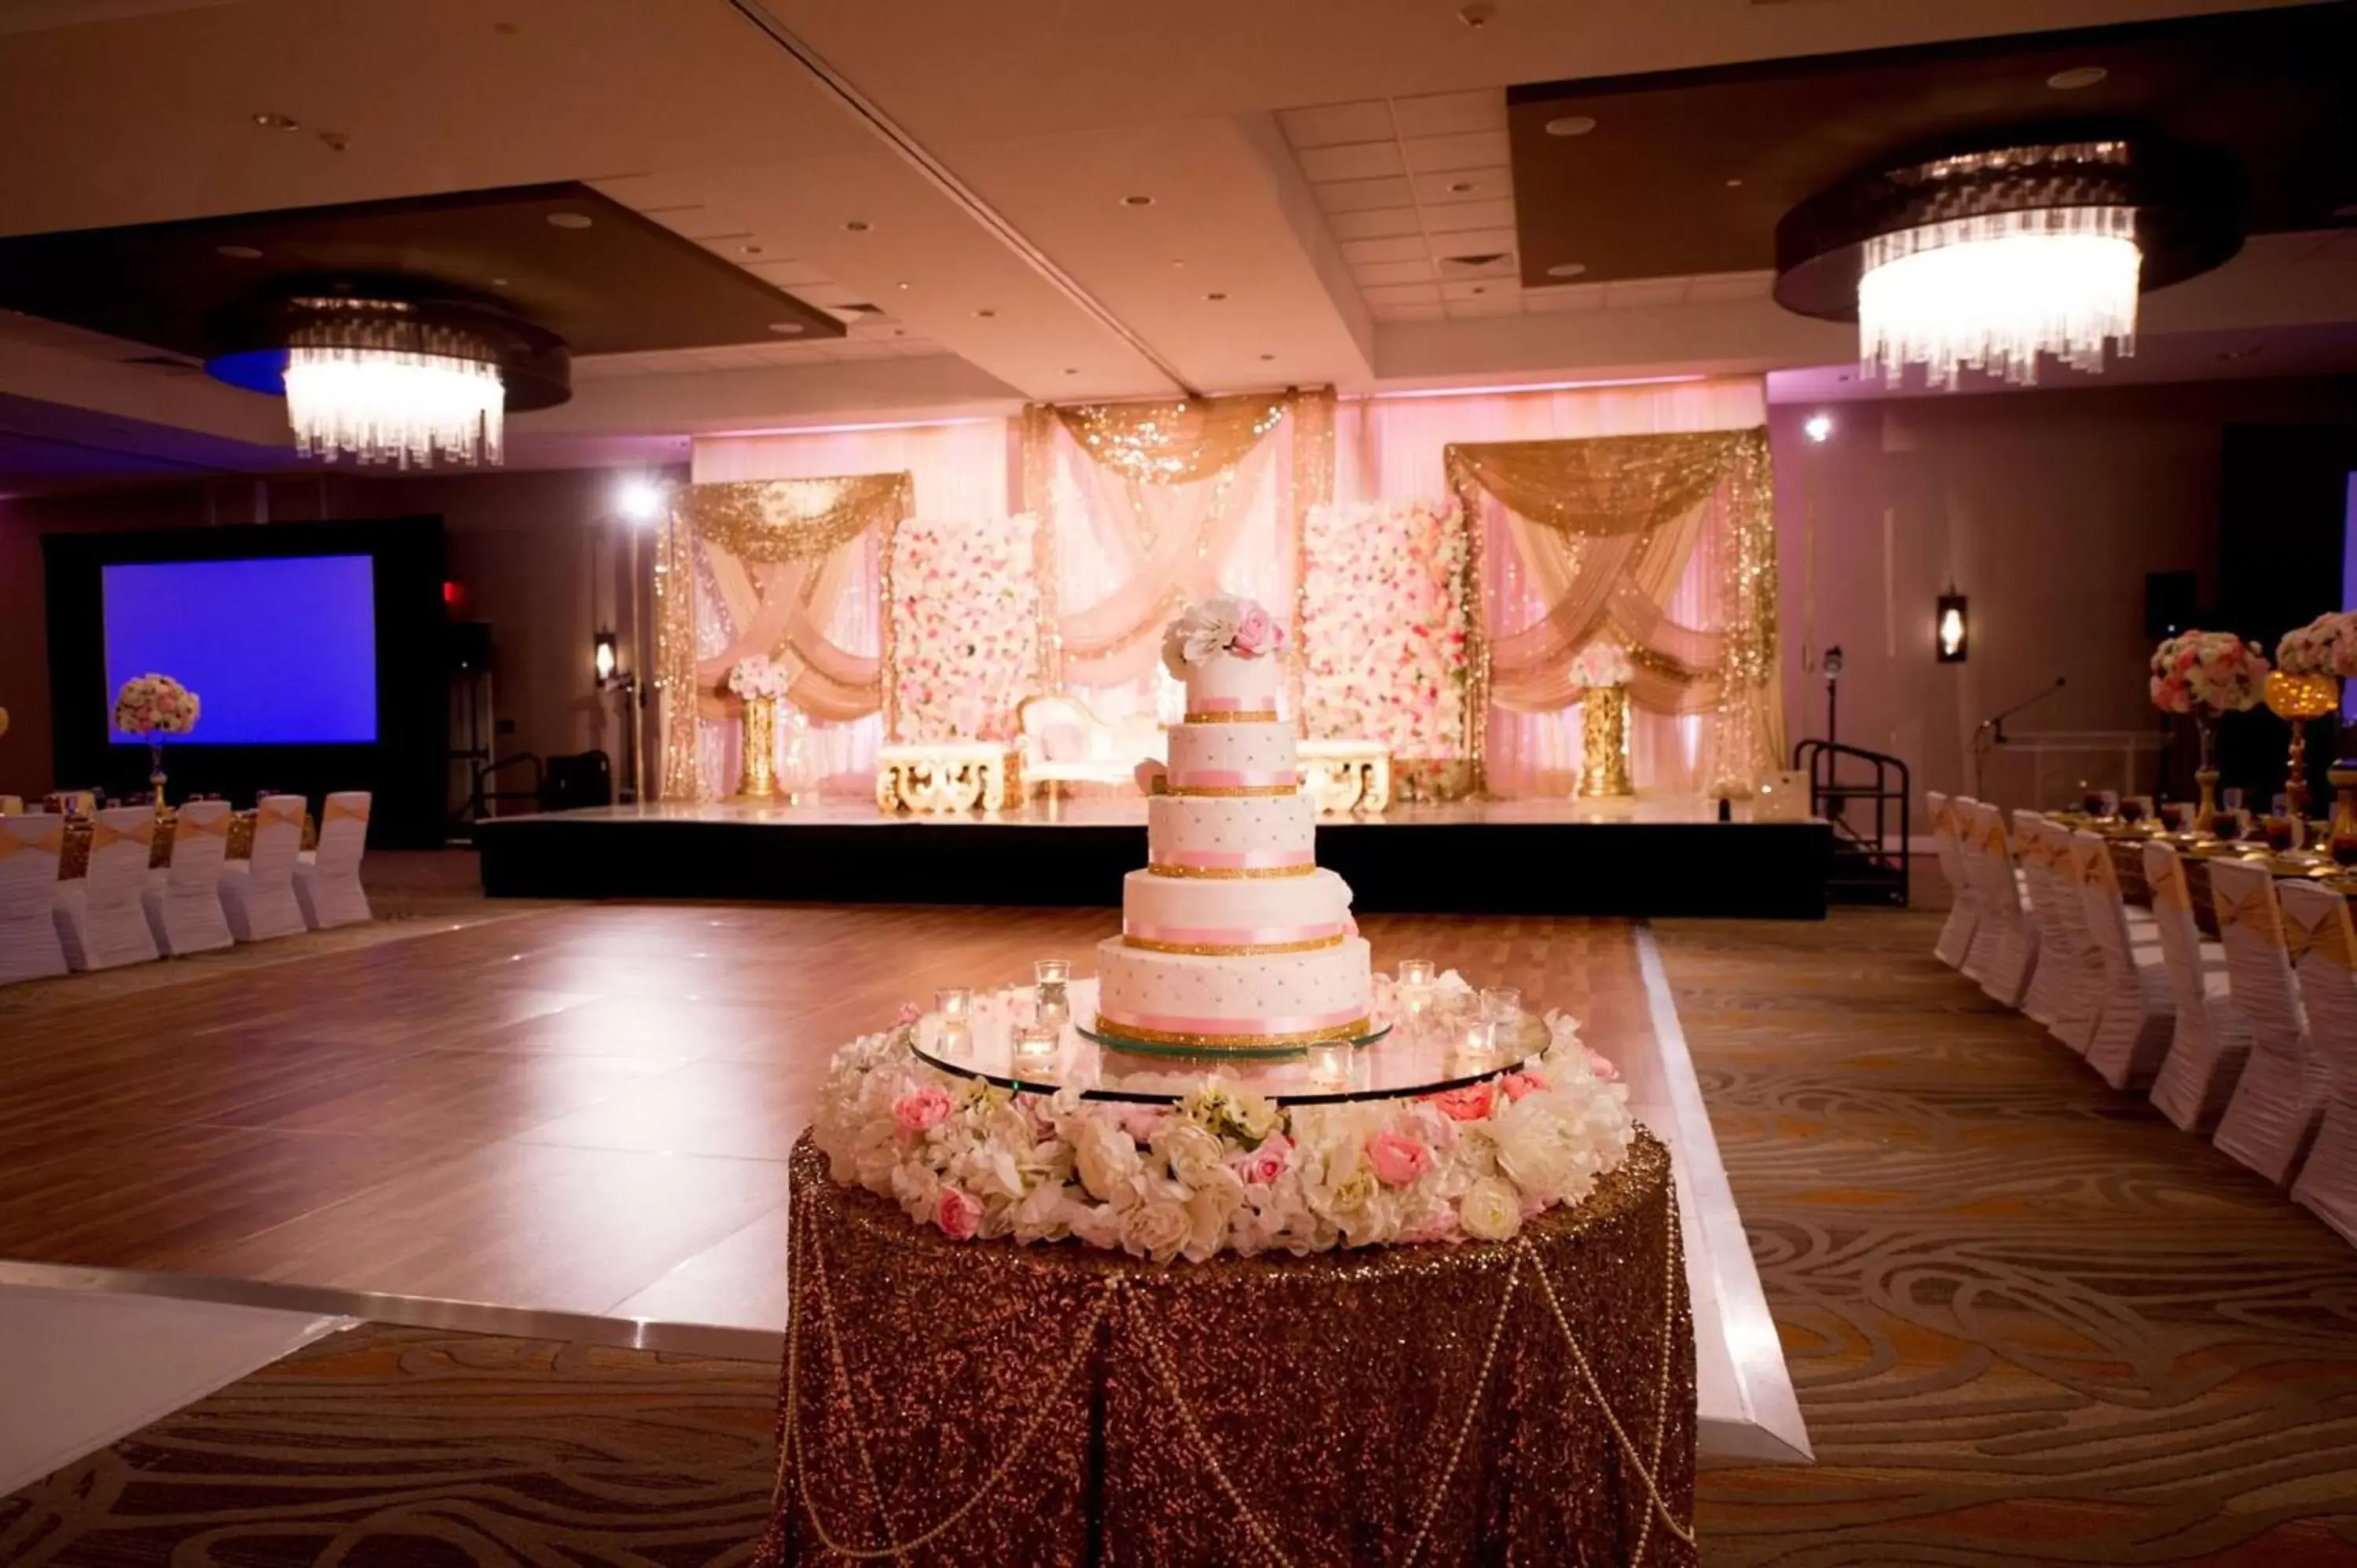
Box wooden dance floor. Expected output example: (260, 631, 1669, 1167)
(0, 892, 1802, 1460)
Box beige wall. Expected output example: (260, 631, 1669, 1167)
(1773, 376, 2357, 815)
(0, 466, 676, 811)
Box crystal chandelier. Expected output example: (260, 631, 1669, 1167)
(281, 299, 504, 467)
(1773, 137, 2240, 394)
(1858, 205, 2142, 389)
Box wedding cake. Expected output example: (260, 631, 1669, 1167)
(1092, 596, 1373, 1052)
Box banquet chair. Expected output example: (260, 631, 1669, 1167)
(2277, 881, 2357, 1245)
(2209, 859, 2325, 1186)
(2038, 831, 2118, 1054)
(1927, 791, 1981, 969)
(141, 798, 235, 955)
(2072, 830, 2174, 1090)
(1959, 804, 2036, 1008)
(294, 790, 373, 929)
(53, 806, 161, 971)
(2012, 814, 2076, 1030)
(0, 814, 70, 985)
(2142, 841, 2252, 1134)
(216, 796, 308, 942)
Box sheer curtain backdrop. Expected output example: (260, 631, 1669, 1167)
(1336, 379, 1768, 797)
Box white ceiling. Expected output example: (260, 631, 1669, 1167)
(0, 0, 2344, 472)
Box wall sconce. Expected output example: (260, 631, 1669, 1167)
(1803, 412, 1834, 443)
(1936, 592, 1970, 663)
(592, 629, 619, 686)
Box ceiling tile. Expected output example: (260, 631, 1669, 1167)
(1445, 295, 1523, 318)
(1684, 270, 1776, 303)
(1277, 101, 1395, 150)
(1439, 279, 1514, 302)
(1523, 284, 1607, 313)
(1314, 176, 1417, 214)
(1391, 90, 1505, 140)
(1342, 235, 1432, 265)
(1400, 130, 1512, 174)
(1362, 282, 1442, 306)
(1603, 278, 1692, 310)
(1295, 141, 1405, 183)
(1354, 258, 1438, 285)
(1369, 302, 1447, 322)
(1326, 207, 1426, 241)
(1413, 173, 1512, 210)
(1420, 196, 1518, 234)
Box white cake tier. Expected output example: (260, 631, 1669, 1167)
(1182, 651, 1283, 717)
(1147, 793, 1316, 876)
(1120, 867, 1352, 954)
(1166, 720, 1297, 793)
(1094, 934, 1372, 1048)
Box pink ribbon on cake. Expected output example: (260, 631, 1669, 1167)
(1157, 848, 1313, 870)
(1168, 770, 1296, 789)
(1186, 695, 1263, 712)
(1097, 1004, 1366, 1036)
(1126, 921, 1347, 947)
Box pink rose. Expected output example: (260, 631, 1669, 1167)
(1585, 1049, 1619, 1083)
(1405, 1207, 1460, 1245)
(893, 1086, 953, 1137)
(937, 1185, 982, 1240)
(1367, 1129, 1433, 1187)
(1427, 1084, 1495, 1122)
(1231, 603, 1277, 658)
(1230, 1132, 1292, 1185)
(1498, 1071, 1547, 1102)
(894, 1001, 922, 1027)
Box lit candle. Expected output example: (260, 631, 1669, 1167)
(1397, 959, 1435, 993)
(936, 1018, 971, 1060)
(1479, 986, 1522, 1022)
(1455, 1020, 1492, 1074)
(1034, 960, 1071, 1031)
(1013, 1023, 1059, 1077)
(935, 987, 973, 1019)
(1307, 1039, 1353, 1090)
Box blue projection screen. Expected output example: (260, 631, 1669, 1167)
(102, 556, 378, 744)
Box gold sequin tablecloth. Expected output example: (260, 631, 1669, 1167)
(757, 1132, 1694, 1568)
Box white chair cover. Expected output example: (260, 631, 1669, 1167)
(2012, 815, 2073, 1029)
(141, 799, 235, 955)
(293, 791, 373, 929)
(1927, 791, 1980, 969)
(2277, 881, 2357, 1244)
(2036, 830, 2116, 1055)
(2072, 830, 2173, 1090)
(1959, 804, 2036, 1009)
(2142, 842, 2251, 1133)
(0, 814, 70, 985)
(53, 807, 162, 971)
(2209, 859, 2324, 1186)
(216, 797, 308, 943)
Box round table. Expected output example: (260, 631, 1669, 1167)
(755, 1131, 1695, 1567)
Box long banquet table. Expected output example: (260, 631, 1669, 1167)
(2055, 815, 2357, 936)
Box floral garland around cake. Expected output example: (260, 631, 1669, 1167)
(2148, 629, 2268, 716)
(1567, 639, 1635, 690)
(2276, 610, 2357, 680)
(891, 511, 1041, 741)
(1160, 592, 1287, 674)
(815, 984, 1634, 1262)
(112, 672, 200, 736)
(1298, 499, 1472, 777)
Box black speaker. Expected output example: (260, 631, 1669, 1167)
(541, 749, 613, 811)
(2144, 572, 2198, 641)
(447, 620, 492, 672)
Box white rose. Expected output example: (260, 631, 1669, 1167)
(1460, 1176, 1523, 1242)
(1121, 1198, 1192, 1261)
(1072, 1116, 1143, 1203)
(1487, 1106, 1574, 1205)
(1230, 1090, 1281, 1145)
(1155, 1122, 1237, 1194)
(1182, 1185, 1239, 1262)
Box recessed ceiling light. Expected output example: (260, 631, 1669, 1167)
(215, 244, 262, 260)
(489, 277, 509, 287)
(974, 309, 996, 318)
(1170, 258, 1187, 269)
(1064, 368, 1080, 376)
(739, 244, 764, 255)
(1448, 181, 1477, 194)
(1725, 178, 1744, 189)
(1469, 285, 1486, 295)
(768, 321, 805, 335)
(546, 212, 592, 229)
(1544, 115, 1597, 137)
(251, 112, 299, 131)
(844, 219, 871, 233)
(1205, 291, 1227, 302)
(1545, 262, 1587, 278)
(2047, 66, 2107, 90)
(1121, 195, 1155, 207)
(1458, 2, 1495, 27)
(1259, 353, 1275, 361)
(896, 280, 911, 290)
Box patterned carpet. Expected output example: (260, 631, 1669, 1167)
(1670, 911, 2357, 1567)
(5, 909, 2355, 1566)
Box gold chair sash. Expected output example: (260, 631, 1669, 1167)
(259, 797, 305, 823)
(323, 797, 372, 826)
(174, 811, 232, 839)
(2283, 903, 2357, 969)
(2214, 886, 2280, 944)
(0, 825, 64, 859)
(2147, 857, 2192, 913)
(88, 818, 154, 852)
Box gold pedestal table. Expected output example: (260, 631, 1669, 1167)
(755, 1132, 1694, 1567)
(875, 742, 1025, 814)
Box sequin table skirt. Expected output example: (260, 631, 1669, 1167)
(757, 1132, 1695, 1567)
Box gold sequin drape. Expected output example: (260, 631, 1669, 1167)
(1448, 428, 1780, 796)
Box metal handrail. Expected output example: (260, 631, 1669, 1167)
(1794, 738, 1912, 906)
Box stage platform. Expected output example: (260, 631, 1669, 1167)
(477, 794, 1831, 918)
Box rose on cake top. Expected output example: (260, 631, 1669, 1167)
(1162, 595, 1288, 678)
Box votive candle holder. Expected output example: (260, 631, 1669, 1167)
(1306, 1039, 1354, 1091)
(935, 987, 973, 1019)
(1479, 986, 1522, 1021)
(1013, 1024, 1059, 1077)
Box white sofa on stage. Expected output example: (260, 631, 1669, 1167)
(1016, 694, 1167, 798)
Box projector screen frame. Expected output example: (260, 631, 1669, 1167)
(42, 516, 449, 848)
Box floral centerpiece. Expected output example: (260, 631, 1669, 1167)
(727, 655, 789, 798)
(2277, 610, 2357, 839)
(1567, 640, 1634, 690)
(2149, 630, 2267, 824)
(815, 984, 1633, 1262)
(727, 654, 788, 702)
(112, 672, 199, 808)
(2275, 611, 2357, 679)
(1298, 500, 1473, 799)
(1161, 592, 1287, 675)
